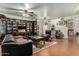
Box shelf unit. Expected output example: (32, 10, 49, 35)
(26, 21, 37, 36)
(67, 19, 74, 39)
(17, 20, 26, 35)
(0, 17, 37, 36)
(6, 18, 18, 34)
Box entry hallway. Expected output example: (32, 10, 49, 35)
(33, 37, 79, 56)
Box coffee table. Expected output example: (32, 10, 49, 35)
(29, 36, 45, 47)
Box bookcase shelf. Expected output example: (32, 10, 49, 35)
(0, 15, 38, 36)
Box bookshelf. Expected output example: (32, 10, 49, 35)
(17, 20, 26, 35)
(67, 19, 74, 39)
(6, 18, 18, 34)
(0, 17, 37, 36)
(26, 21, 37, 36)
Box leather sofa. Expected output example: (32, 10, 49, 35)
(1, 34, 33, 56)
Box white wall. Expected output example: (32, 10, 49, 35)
(37, 19, 44, 35)
(49, 18, 60, 26)
(37, 18, 68, 39)
(37, 15, 79, 38)
(49, 18, 68, 39)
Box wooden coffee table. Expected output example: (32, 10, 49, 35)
(29, 36, 45, 47)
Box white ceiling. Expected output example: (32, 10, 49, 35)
(0, 3, 79, 19)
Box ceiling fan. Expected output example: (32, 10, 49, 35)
(0, 7, 38, 17)
(0, 4, 43, 12)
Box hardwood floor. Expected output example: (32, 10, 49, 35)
(1, 37, 79, 56)
(33, 37, 79, 56)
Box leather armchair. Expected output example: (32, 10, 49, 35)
(1, 34, 33, 56)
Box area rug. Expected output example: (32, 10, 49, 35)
(0, 41, 57, 56)
(33, 41, 57, 53)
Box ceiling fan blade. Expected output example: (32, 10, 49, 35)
(7, 8, 24, 11)
(0, 7, 24, 11)
(0, 8, 24, 15)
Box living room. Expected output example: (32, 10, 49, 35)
(0, 3, 79, 56)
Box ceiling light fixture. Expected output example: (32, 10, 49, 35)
(24, 3, 30, 10)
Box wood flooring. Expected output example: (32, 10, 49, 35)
(33, 37, 79, 56)
(1, 37, 79, 56)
